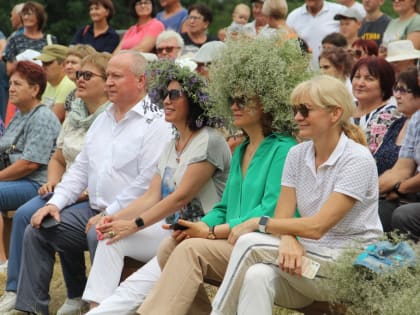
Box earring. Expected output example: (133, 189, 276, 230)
(195, 117, 203, 128)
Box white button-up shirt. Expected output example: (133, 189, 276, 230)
(286, 1, 345, 69)
(49, 95, 173, 214)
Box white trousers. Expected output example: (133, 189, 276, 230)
(211, 232, 339, 315)
(82, 220, 169, 305)
(85, 257, 161, 315)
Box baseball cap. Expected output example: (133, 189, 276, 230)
(334, 8, 363, 22)
(34, 44, 69, 63)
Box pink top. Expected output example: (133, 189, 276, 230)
(120, 18, 164, 50)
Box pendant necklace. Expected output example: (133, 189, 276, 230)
(176, 132, 194, 163)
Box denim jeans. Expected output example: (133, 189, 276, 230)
(0, 179, 40, 212)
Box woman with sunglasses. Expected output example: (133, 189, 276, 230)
(351, 56, 400, 154)
(138, 37, 307, 315)
(350, 39, 378, 62)
(0, 53, 111, 313)
(210, 75, 383, 315)
(113, 0, 164, 55)
(382, 0, 420, 51)
(81, 60, 231, 314)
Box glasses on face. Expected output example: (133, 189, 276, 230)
(350, 49, 363, 59)
(392, 0, 405, 2)
(135, 0, 152, 6)
(187, 15, 203, 21)
(164, 89, 183, 101)
(42, 60, 56, 67)
(76, 70, 104, 81)
(292, 103, 312, 118)
(229, 96, 248, 109)
(156, 46, 180, 54)
(393, 85, 413, 95)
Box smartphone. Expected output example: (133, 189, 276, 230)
(40, 214, 60, 229)
(301, 256, 321, 279)
(169, 222, 188, 231)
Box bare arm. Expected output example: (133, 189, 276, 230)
(379, 158, 416, 194)
(407, 32, 420, 50)
(0, 159, 40, 181)
(130, 35, 157, 53)
(51, 103, 66, 123)
(38, 148, 67, 195)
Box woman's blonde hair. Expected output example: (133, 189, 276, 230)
(290, 75, 367, 145)
(81, 52, 112, 78)
(262, 0, 288, 19)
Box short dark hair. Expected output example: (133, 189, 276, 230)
(11, 61, 47, 100)
(88, 0, 115, 21)
(129, 0, 158, 19)
(188, 3, 213, 24)
(351, 56, 395, 101)
(22, 1, 47, 31)
(396, 67, 420, 98)
(322, 32, 347, 48)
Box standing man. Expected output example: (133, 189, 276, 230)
(244, 0, 268, 37)
(35, 44, 76, 123)
(13, 51, 172, 315)
(156, 0, 188, 33)
(287, 0, 345, 68)
(9, 3, 25, 38)
(358, 0, 391, 47)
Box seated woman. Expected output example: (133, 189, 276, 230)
(374, 68, 420, 176)
(137, 37, 308, 315)
(0, 61, 61, 269)
(70, 0, 120, 53)
(350, 39, 378, 63)
(0, 53, 111, 313)
(351, 56, 400, 154)
(113, 0, 164, 54)
(82, 60, 231, 313)
(210, 75, 383, 315)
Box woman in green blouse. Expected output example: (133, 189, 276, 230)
(138, 36, 311, 315)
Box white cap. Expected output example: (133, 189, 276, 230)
(385, 40, 420, 62)
(192, 41, 226, 64)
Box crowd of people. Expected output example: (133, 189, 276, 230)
(0, 0, 419, 315)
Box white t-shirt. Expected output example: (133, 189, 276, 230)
(282, 133, 383, 248)
(158, 127, 231, 224)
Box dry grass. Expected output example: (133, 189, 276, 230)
(0, 254, 302, 315)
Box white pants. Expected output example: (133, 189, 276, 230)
(211, 232, 339, 315)
(82, 220, 170, 304)
(85, 257, 161, 315)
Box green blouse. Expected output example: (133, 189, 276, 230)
(201, 133, 296, 228)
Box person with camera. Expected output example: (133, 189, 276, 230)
(0, 61, 61, 270)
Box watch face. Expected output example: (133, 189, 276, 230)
(135, 217, 144, 228)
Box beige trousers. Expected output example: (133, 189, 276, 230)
(137, 236, 233, 315)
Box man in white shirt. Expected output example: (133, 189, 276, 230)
(286, 0, 345, 68)
(13, 51, 172, 315)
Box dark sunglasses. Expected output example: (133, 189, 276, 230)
(393, 85, 413, 95)
(156, 46, 180, 54)
(229, 96, 248, 109)
(76, 70, 104, 81)
(164, 89, 183, 100)
(292, 103, 312, 118)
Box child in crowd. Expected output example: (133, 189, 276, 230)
(218, 3, 251, 41)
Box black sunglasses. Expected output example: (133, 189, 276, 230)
(156, 46, 180, 54)
(393, 85, 413, 95)
(229, 96, 248, 109)
(76, 70, 104, 81)
(164, 89, 183, 100)
(292, 103, 312, 118)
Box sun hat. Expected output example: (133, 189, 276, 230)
(385, 40, 420, 63)
(354, 241, 417, 273)
(334, 7, 363, 22)
(191, 41, 226, 64)
(34, 44, 69, 62)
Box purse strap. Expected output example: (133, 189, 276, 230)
(6, 105, 44, 154)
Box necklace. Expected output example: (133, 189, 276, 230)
(175, 132, 194, 163)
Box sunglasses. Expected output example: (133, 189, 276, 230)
(229, 96, 248, 109)
(76, 70, 104, 81)
(292, 103, 312, 118)
(393, 85, 413, 95)
(156, 46, 180, 54)
(164, 89, 183, 100)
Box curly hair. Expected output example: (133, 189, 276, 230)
(208, 36, 312, 136)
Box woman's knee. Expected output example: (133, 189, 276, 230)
(157, 236, 178, 269)
(243, 263, 277, 288)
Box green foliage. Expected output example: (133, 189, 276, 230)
(207, 36, 313, 135)
(324, 240, 420, 315)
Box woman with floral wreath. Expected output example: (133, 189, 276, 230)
(137, 36, 311, 315)
(82, 60, 231, 314)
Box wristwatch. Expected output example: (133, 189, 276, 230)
(207, 226, 216, 240)
(258, 216, 270, 234)
(135, 217, 145, 229)
(393, 182, 405, 198)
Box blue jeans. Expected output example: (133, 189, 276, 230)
(0, 179, 40, 212)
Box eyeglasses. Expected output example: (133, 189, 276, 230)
(76, 70, 104, 81)
(393, 86, 413, 95)
(229, 96, 248, 109)
(156, 46, 180, 54)
(350, 49, 363, 59)
(187, 15, 203, 21)
(164, 89, 183, 101)
(392, 0, 406, 2)
(196, 62, 210, 71)
(135, 0, 152, 6)
(42, 60, 56, 67)
(292, 103, 313, 118)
